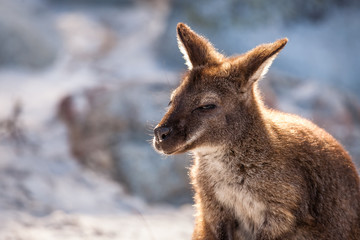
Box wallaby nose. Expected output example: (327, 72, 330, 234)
(154, 126, 172, 142)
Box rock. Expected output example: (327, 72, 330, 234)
(58, 82, 193, 205)
(58, 87, 123, 178)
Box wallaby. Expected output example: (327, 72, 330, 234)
(153, 23, 360, 240)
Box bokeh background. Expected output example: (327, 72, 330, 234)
(0, 0, 359, 239)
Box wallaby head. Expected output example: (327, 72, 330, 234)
(153, 23, 287, 155)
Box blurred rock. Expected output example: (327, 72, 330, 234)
(58, 87, 123, 178)
(0, 0, 59, 69)
(0, 101, 37, 154)
(58, 82, 193, 205)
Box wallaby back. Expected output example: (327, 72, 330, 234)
(153, 23, 360, 240)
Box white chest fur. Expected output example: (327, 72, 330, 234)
(193, 146, 266, 233)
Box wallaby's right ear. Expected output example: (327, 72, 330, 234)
(234, 38, 288, 91)
(177, 23, 224, 70)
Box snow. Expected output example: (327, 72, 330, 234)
(0, 207, 193, 240)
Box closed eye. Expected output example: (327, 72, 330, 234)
(198, 104, 216, 110)
(193, 104, 217, 113)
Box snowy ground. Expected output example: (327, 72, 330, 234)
(0, 3, 195, 239)
(0, 106, 194, 239)
(0, 207, 194, 240)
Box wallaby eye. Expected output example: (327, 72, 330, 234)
(196, 104, 217, 111)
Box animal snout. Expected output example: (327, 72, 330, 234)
(154, 126, 172, 142)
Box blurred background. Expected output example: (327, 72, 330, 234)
(0, 0, 359, 239)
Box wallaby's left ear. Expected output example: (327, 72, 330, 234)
(177, 23, 224, 70)
(237, 38, 288, 89)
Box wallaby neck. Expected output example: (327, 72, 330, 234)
(232, 86, 272, 157)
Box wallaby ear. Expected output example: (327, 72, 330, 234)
(177, 23, 224, 70)
(236, 38, 288, 89)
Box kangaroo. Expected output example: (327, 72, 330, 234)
(153, 23, 360, 240)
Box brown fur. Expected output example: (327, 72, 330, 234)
(153, 23, 360, 240)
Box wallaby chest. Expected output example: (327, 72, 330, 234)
(193, 147, 267, 234)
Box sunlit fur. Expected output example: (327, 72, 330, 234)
(153, 23, 360, 240)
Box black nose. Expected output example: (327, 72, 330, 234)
(154, 126, 172, 142)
